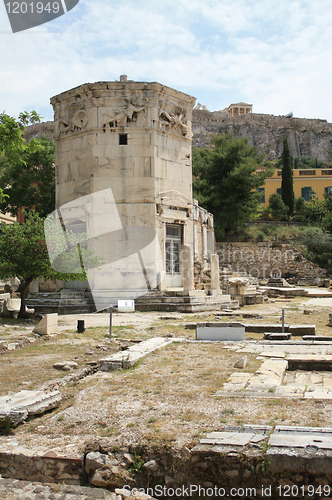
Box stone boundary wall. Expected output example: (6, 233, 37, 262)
(216, 242, 327, 280)
(0, 449, 82, 485)
(1, 441, 332, 500)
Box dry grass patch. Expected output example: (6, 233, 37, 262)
(4, 299, 332, 449)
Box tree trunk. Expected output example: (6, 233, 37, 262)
(18, 278, 33, 318)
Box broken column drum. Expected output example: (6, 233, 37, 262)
(50, 80, 196, 310)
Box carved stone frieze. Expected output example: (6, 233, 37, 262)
(101, 99, 147, 129)
(56, 105, 89, 138)
(159, 108, 189, 136)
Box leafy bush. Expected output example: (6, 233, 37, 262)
(268, 193, 287, 220)
(304, 227, 332, 255)
(303, 227, 332, 272)
(256, 232, 265, 242)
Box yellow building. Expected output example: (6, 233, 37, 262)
(258, 168, 332, 206)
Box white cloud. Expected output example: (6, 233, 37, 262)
(1, 0, 332, 121)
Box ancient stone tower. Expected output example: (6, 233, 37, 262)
(50, 77, 197, 308)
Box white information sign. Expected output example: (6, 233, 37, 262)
(117, 300, 135, 312)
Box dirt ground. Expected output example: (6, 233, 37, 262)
(1, 294, 332, 453)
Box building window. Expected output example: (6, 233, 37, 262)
(277, 188, 282, 196)
(257, 187, 265, 203)
(325, 187, 332, 195)
(119, 134, 128, 145)
(301, 187, 312, 201)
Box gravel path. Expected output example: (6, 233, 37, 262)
(0, 478, 118, 500)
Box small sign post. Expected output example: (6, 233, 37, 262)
(109, 306, 113, 340)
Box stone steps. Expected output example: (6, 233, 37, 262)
(135, 291, 238, 312)
(27, 290, 96, 314)
(27, 290, 238, 314)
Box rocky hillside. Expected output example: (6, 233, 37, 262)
(23, 120, 54, 142)
(25, 111, 332, 164)
(192, 109, 332, 163)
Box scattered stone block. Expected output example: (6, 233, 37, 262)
(123, 453, 134, 465)
(242, 313, 262, 319)
(264, 332, 291, 341)
(85, 451, 117, 474)
(33, 313, 58, 336)
(289, 324, 315, 336)
(89, 470, 108, 488)
(286, 354, 332, 371)
(2, 299, 23, 318)
(0, 390, 62, 424)
(328, 313, 332, 327)
(53, 361, 78, 371)
(143, 460, 159, 472)
(100, 337, 173, 371)
(244, 323, 290, 333)
(196, 326, 245, 341)
(303, 335, 332, 341)
(234, 356, 247, 368)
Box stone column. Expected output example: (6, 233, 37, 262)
(182, 245, 194, 291)
(193, 223, 198, 261)
(211, 254, 220, 291)
(202, 225, 208, 260)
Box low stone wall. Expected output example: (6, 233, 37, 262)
(0, 448, 82, 485)
(1, 436, 332, 499)
(217, 242, 327, 280)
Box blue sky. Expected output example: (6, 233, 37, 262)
(1, 0, 332, 122)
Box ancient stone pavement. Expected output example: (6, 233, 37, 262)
(219, 340, 332, 399)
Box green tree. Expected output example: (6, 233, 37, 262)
(268, 193, 287, 220)
(0, 135, 55, 217)
(281, 138, 295, 220)
(0, 113, 25, 170)
(303, 226, 332, 272)
(0, 212, 100, 318)
(193, 134, 272, 239)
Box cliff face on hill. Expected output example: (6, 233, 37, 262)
(192, 110, 332, 162)
(23, 121, 54, 142)
(25, 112, 332, 164)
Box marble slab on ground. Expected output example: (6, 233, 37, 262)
(269, 427, 332, 449)
(257, 350, 286, 358)
(284, 372, 323, 386)
(304, 388, 332, 399)
(99, 337, 173, 370)
(232, 342, 331, 356)
(221, 372, 252, 392)
(0, 390, 62, 424)
(256, 359, 288, 379)
(199, 425, 332, 452)
(274, 386, 305, 396)
(200, 432, 257, 446)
